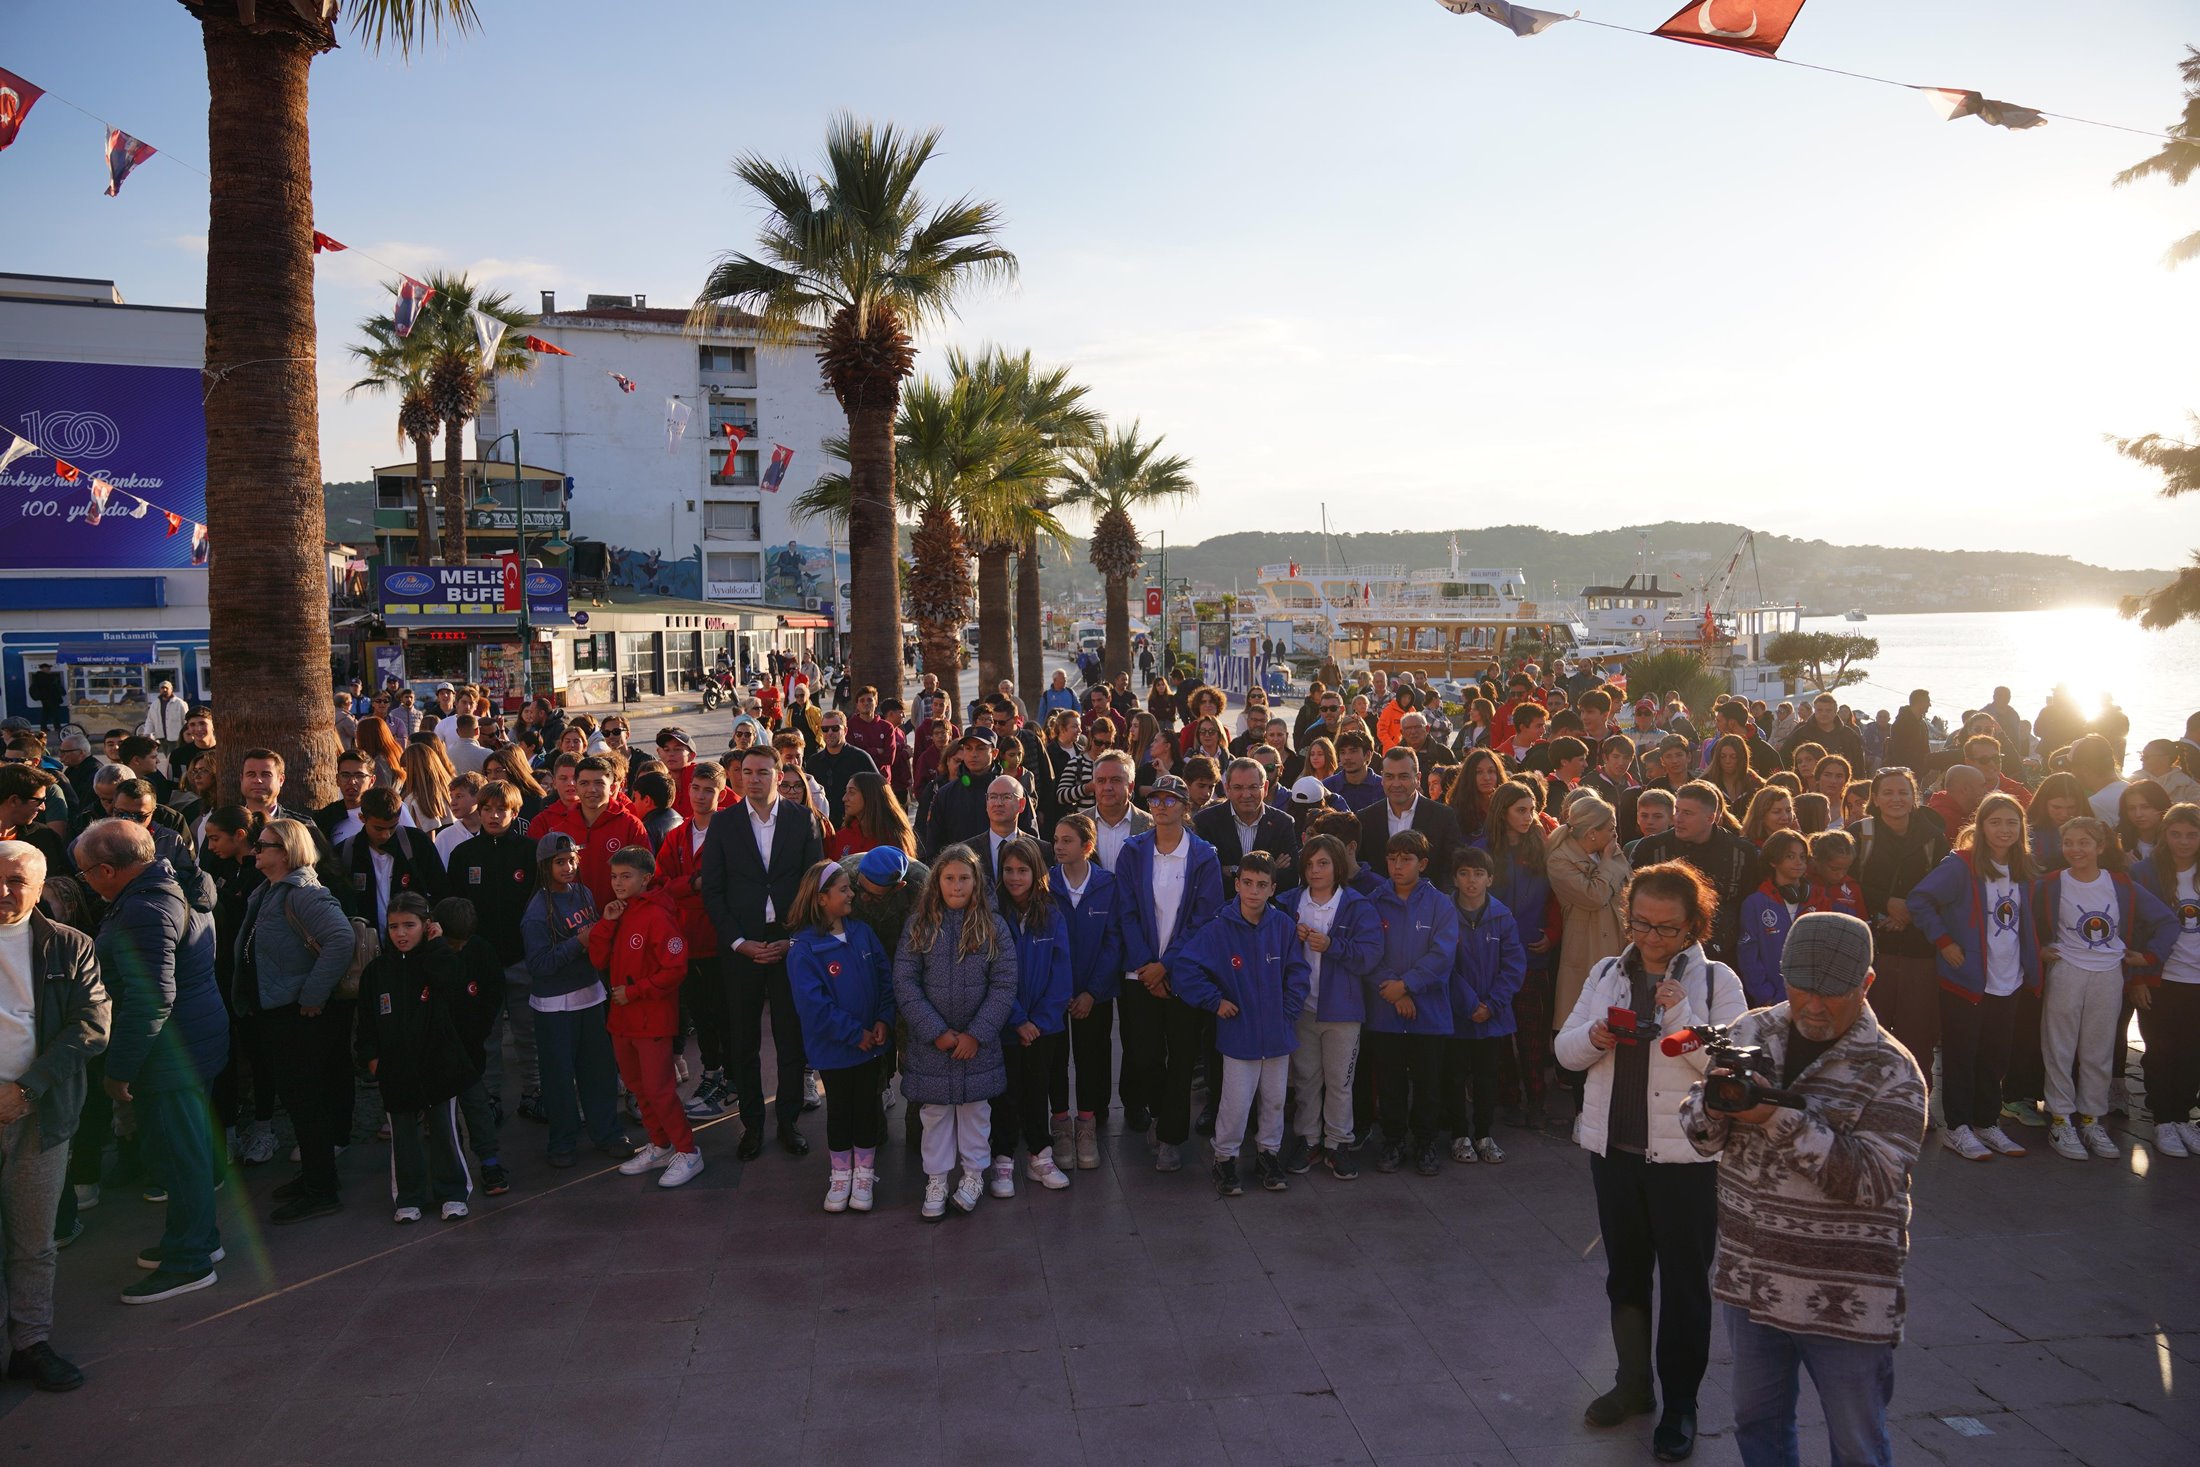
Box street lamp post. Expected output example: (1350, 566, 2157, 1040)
(482, 428, 530, 702)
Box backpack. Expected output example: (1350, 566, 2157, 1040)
(284, 887, 381, 1002)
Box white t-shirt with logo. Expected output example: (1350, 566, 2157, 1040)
(1982, 863, 2023, 998)
(2056, 870, 2126, 974)
(2163, 868, 2200, 986)
(1296, 888, 1342, 1003)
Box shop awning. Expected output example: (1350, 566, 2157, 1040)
(55, 639, 156, 665)
(777, 614, 832, 630)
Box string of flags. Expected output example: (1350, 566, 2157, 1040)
(1430, 0, 2164, 135)
(0, 427, 211, 565)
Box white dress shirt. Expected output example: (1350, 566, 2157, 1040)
(748, 797, 782, 924)
(1296, 887, 1342, 1004)
(1094, 807, 1137, 872)
(1387, 796, 1419, 839)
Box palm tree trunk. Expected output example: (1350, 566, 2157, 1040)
(441, 416, 470, 563)
(846, 395, 903, 703)
(975, 543, 1012, 697)
(1015, 527, 1045, 712)
(1104, 574, 1130, 678)
(412, 433, 436, 556)
(920, 625, 960, 725)
(199, 9, 339, 806)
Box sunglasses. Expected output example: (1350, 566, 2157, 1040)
(254, 841, 283, 852)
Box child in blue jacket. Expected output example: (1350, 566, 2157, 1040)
(1173, 851, 1311, 1196)
(1907, 793, 2040, 1161)
(1050, 813, 1124, 1171)
(1736, 831, 1810, 1008)
(786, 858, 897, 1214)
(1443, 848, 1526, 1164)
(1276, 834, 1383, 1179)
(992, 837, 1074, 1195)
(1114, 782, 1226, 1169)
(1363, 830, 1460, 1177)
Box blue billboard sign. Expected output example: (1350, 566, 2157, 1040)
(378, 564, 568, 619)
(0, 358, 208, 571)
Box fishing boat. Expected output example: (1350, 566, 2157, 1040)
(1576, 573, 1688, 646)
(1844, 608, 1868, 622)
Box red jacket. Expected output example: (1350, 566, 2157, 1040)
(650, 818, 720, 954)
(1808, 876, 1866, 920)
(586, 888, 688, 1038)
(536, 802, 650, 907)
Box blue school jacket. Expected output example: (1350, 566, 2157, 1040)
(2030, 868, 2178, 984)
(1449, 895, 1527, 1039)
(1473, 835, 1556, 973)
(1347, 864, 1384, 900)
(1051, 864, 1125, 1004)
(1908, 851, 2044, 1002)
(786, 920, 897, 1071)
(1000, 900, 1073, 1035)
(1276, 885, 1384, 1023)
(1171, 902, 1311, 1060)
(1363, 879, 1459, 1036)
(1735, 882, 1802, 1008)
(1115, 829, 1226, 976)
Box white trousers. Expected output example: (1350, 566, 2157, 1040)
(2042, 959, 2126, 1120)
(920, 1101, 993, 1178)
(1289, 1015, 1360, 1148)
(1215, 1055, 1290, 1160)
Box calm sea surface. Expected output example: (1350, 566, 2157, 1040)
(1796, 609, 2200, 752)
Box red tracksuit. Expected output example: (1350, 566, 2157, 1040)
(588, 887, 693, 1152)
(536, 802, 651, 908)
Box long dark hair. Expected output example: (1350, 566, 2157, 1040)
(1486, 779, 1547, 875)
(844, 770, 916, 856)
(1447, 747, 1504, 834)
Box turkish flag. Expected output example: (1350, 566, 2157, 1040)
(498, 551, 522, 611)
(1653, 0, 1809, 59)
(1145, 586, 1163, 618)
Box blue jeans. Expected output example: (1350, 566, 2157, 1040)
(1726, 1303, 1895, 1467)
(135, 1085, 222, 1274)
(531, 1003, 622, 1159)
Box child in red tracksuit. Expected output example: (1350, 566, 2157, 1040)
(588, 845, 703, 1188)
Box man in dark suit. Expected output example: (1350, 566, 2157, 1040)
(699, 745, 824, 1160)
(1193, 756, 1301, 892)
(976, 775, 1040, 884)
(1357, 745, 1463, 886)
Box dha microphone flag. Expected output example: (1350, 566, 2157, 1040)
(609, 373, 637, 393)
(760, 443, 795, 494)
(0, 67, 43, 153)
(520, 334, 572, 356)
(393, 274, 435, 337)
(103, 127, 157, 196)
(311, 230, 346, 253)
(1653, 0, 1808, 59)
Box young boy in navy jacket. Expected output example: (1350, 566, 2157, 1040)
(1444, 848, 1526, 1164)
(1115, 774, 1226, 1173)
(1364, 830, 1460, 1177)
(1051, 814, 1123, 1171)
(1173, 851, 1311, 1196)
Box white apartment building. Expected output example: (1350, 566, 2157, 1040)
(474, 292, 846, 615)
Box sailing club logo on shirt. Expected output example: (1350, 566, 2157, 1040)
(1991, 895, 2020, 936)
(2075, 902, 2116, 949)
(2181, 899, 2200, 934)
(1760, 909, 1780, 930)
(667, 936, 685, 955)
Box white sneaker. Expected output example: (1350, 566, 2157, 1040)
(2184, 1121, 2200, 1154)
(1450, 1137, 1477, 1163)
(1941, 1125, 1991, 1161)
(618, 1142, 672, 1176)
(241, 1123, 278, 1167)
(951, 1168, 984, 1214)
(2079, 1121, 2121, 1159)
(921, 1174, 949, 1222)
(1025, 1149, 1071, 1191)
(988, 1156, 1016, 1199)
(393, 1206, 423, 1224)
(73, 1183, 100, 1211)
(2156, 1122, 2191, 1158)
(849, 1166, 876, 1213)
(824, 1168, 853, 1213)
(658, 1149, 705, 1188)
(440, 1200, 469, 1221)
(1476, 1137, 1506, 1165)
(1976, 1125, 2028, 1157)
(2048, 1121, 2088, 1160)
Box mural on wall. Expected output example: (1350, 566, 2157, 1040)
(764, 541, 851, 612)
(605, 543, 701, 600)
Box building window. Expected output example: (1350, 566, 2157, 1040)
(617, 632, 659, 679)
(570, 632, 614, 672)
(662, 631, 698, 690)
(703, 501, 760, 541)
(698, 345, 751, 375)
(708, 399, 759, 437)
(713, 449, 759, 486)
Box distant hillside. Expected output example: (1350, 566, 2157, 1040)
(1033, 521, 2168, 616)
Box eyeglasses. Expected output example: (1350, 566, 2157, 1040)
(1624, 918, 1688, 940)
(254, 841, 283, 852)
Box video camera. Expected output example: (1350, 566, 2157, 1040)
(1660, 1023, 1810, 1114)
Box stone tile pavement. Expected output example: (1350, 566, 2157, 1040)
(5, 1072, 2197, 1465)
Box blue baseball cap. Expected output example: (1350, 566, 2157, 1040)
(858, 846, 910, 886)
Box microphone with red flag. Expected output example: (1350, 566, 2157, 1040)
(1653, 0, 1809, 60)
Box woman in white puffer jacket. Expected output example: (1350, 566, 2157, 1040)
(1554, 862, 1749, 1462)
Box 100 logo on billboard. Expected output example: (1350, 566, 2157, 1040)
(16, 409, 122, 459)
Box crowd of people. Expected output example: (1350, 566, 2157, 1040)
(0, 658, 2190, 1466)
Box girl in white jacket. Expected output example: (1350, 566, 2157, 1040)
(1554, 862, 1749, 1462)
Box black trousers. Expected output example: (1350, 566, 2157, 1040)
(684, 953, 728, 1073)
(2003, 987, 2045, 1106)
(728, 938, 807, 1134)
(213, 1012, 279, 1126)
(1051, 999, 1115, 1115)
(819, 1059, 883, 1152)
(1938, 989, 2016, 1130)
(1118, 983, 1208, 1146)
(2138, 982, 2200, 1122)
(1442, 1035, 1504, 1141)
(1365, 1030, 1444, 1148)
(1116, 981, 1164, 1119)
(264, 1005, 346, 1200)
(995, 1031, 1064, 1157)
(1589, 1149, 1718, 1411)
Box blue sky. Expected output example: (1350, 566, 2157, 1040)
(6, 0, 2198, 571)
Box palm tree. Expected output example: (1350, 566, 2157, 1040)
(1060, 424, 1196, 677)
(692, 114, 1016, 703)
(411, 273, 535, 564)
(186, 0, 480, 807)
(346, 317, 438, 544)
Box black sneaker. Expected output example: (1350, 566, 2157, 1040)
(547, 1151, 577, 1169)
(517, 1094, 548, 1124)
(272, 1176, 308, 1201)
(1326, 1144, 1360, 1180)
(1415, 1143, 1441, 1177)
(136, 1244, 225, 1270)
(7, 1342, 84, 1393)
(1255, 1152, 1288, 1192)
(1283, 1137, 1314, 1175)
(1125, 1105, 1152, 1134)
(53, 1218, 83, 1249)
(1194, 1104, 1217, 1138)
(1212, 1157, 1243, 1197)
(1375, 1142, 1405, 1174)
(482, 1162, 511, 1196)
(270, 1194, 340, 1225)
(120, 1267, 217, 1305)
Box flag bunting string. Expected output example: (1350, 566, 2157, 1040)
(0, 423, 211, 564)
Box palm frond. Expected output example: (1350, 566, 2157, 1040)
(345, 0, 481, 60)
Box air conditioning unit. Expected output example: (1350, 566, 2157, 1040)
(804, 596, 823, 612)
